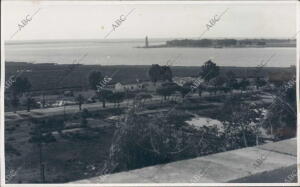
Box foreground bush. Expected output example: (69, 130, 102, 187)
(219, 95, 264, 148)
(101, 106, 225, 174)
(263, 78, 296, 140)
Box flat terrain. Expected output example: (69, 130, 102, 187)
(5, 90, 274, 183)
(5, 62, 294, 91)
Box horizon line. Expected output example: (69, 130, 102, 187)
(5, 37, 296, 43)
(5, 61, 295, 69)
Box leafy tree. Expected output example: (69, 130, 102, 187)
(264, 79, 296, 139)
(114, 92, 126, 108)
(148, 64, 161, 83)
(188, 80, 205, 97)
(148, 64, 173, 83)
(26, 95, 36, 112)
(75, 94, 85, 111)
(108, 92, 125, 108)
(10, 95, 19, 113)
(179, 85, 191, 99)
(156, 87, 170, 101)
(11, 77, 31, 95)
(198, 84, 205, 97)
(10, 77, 31, 112)
(220, 96, 263, 148)
(226, 71, 239, 93)
(210, 76, 225, 95)
(88, 71, 103, 90)
(156, 83, 179, 101)
(80, 109, 90, 127)
(101, 108, 225, 175)
(97, 89, 113, 108)
(28, 118, 63, 183)
(160, 66, 173, 82)
(239, 78, 250, 93)
(255, 77, 267, 89)
(201, 60, 219, 82)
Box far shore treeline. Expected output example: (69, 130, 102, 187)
(140, 38, 296, 48)
(5, 61, 294, 92)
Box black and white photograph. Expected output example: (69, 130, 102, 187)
(1, 0, 299, 185)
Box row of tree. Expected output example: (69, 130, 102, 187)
(152, 60, 267, 101)
(5, 60, 268, 112)
(165, 39, 266, 47)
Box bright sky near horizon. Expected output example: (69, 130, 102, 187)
(2, 1, 297, 41)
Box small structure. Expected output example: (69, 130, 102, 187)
(114, 82, 143, 92)
(173, 76, 197, 86)
(145, 36, 149, 48)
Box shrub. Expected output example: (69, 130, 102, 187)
(263, 79, 296, 140)
(219, 96, 263, 148)
(101, 107, 224, 174)
(5, 143, 21, 156)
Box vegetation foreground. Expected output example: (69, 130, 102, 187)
(5, 60, 296, 183)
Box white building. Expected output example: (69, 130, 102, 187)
(114, 81, 163, 92)
(173, 76, 198, 86)
(114, 82, 143, 92)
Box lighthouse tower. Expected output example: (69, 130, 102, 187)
(145, 36, 149, 48)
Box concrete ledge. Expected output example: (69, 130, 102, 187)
(73, 138, 297, 183)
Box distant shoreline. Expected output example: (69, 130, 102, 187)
(5, 61, 295, 69)
(136, 45, 296, 49)
(136, 38, 296, 49)
(5, 38, 296, 45)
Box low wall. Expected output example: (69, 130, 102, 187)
(74, 138, 297, 183)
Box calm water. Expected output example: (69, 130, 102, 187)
(5, 39, 296, 67)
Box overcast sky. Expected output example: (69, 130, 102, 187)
(2, 1, 297, 41)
